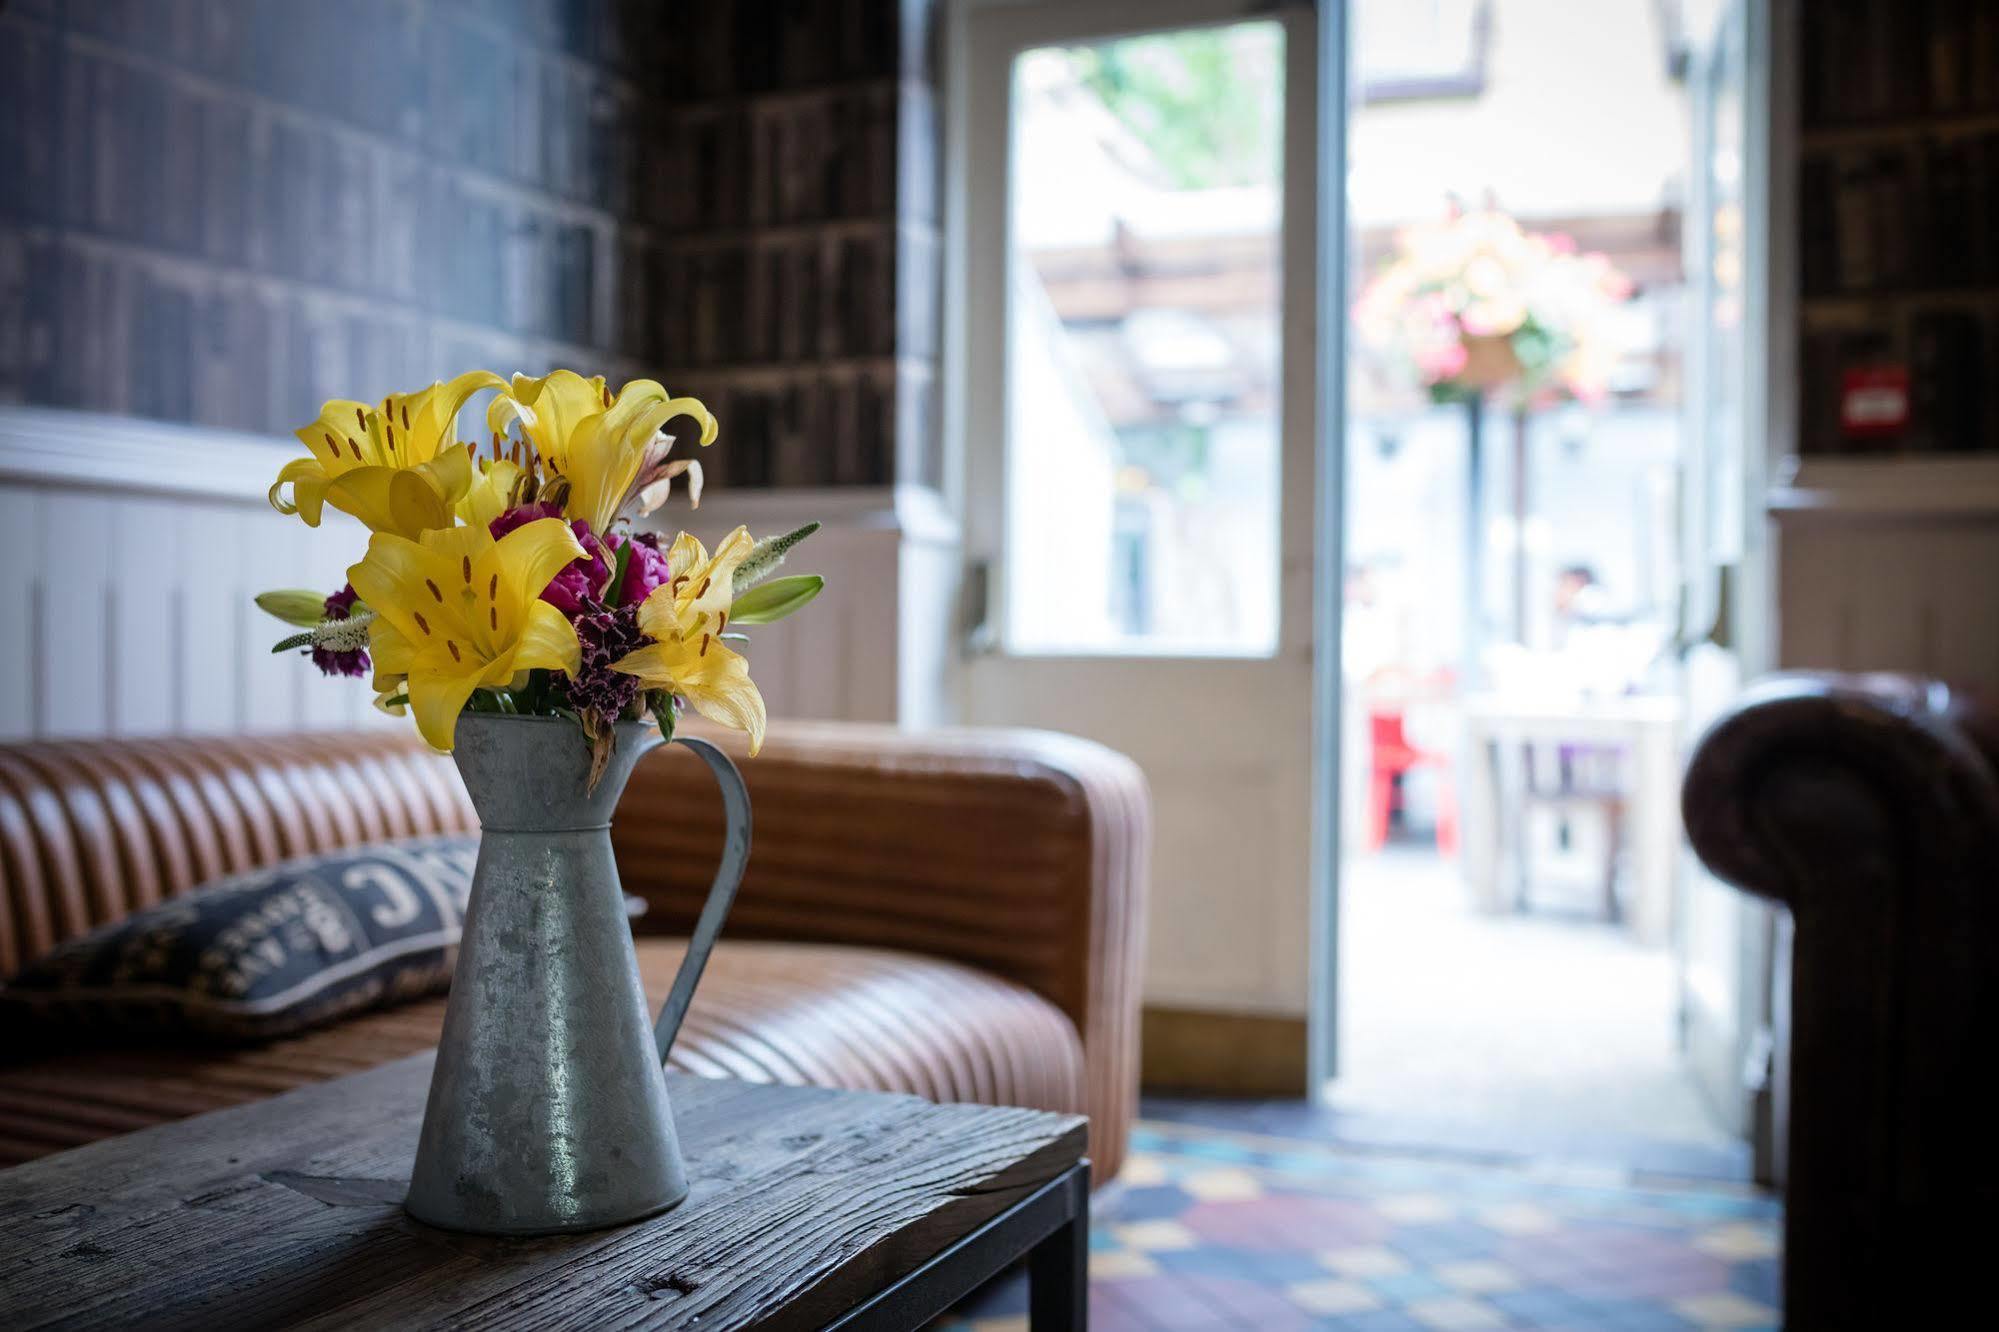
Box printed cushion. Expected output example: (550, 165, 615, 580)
(1, 834, 480, 1045)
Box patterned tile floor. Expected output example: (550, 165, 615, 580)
(940, 1121, 1781, 1331)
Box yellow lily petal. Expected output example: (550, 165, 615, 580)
(269, 456, 330, 525)
(322, 467, 449, 541)
(491, 370, 609, 473)
(293, 400, 372, 470)
(612, 634, 765, 755)
(459, 458, 524, 529)
(369, 617, 416, 690)
(674, 641, 766, 755)
(507, 599, 582, 678)
(406, 659, 484, 752)
(412, 442, 475, 510)
(403, 371, 505, 465)
(667, 532, 705, 578)
(561, 385, 720, 532)
(274, 375, 500, 535)
(485, 517, 588, 630)
(347, 531, 446, 656)
(615, 522, 765, 755)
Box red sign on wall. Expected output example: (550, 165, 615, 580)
(1840, 365, 1911, 438)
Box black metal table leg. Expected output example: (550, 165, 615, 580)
(1029, 1166, 1089, 1330)
(821, 1161, 1091, 1331)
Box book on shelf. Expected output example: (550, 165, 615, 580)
(1800, 133, 1996, 298)
(1806, 0, 1999, 127)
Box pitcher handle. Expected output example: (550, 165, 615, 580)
(652, 734, 753, 1065)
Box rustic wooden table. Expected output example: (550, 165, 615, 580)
(0, 1053, 1090, 1331)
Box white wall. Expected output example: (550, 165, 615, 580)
(0, 408, 392, 740)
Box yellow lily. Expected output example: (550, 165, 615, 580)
(612, 526, 766, 754)
(271, 370, 504, 538)
(347, 517, 586, 751)
(457, 456, 526, 530)
(489, 371, 717, 535)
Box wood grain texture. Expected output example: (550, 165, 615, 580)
(0, 1054, 1087, 1331)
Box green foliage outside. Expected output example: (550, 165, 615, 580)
(1066, 25, 1283, 191)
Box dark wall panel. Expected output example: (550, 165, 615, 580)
(0, 0, 939, 488)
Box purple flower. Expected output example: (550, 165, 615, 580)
(490, 503, 612, 617)
(614, 531, 673, 607)
(567, 603, 648, 725)
(313, 583, 370, 679)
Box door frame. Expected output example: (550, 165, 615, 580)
(941, 0, 1344, 1081)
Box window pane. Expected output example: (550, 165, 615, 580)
(1004, 22, 1284, 657)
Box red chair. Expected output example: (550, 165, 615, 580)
(1366, 699, 1458, 855)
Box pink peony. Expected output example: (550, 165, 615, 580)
(613, 531, 673, 607)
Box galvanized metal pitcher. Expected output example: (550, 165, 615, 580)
(404, 712, 750, 1236)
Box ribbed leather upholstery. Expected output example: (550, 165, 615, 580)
(0, 940, 1084, 1167)
(0, 723, 1145, 1180)
(614, 721, 1150, 1182)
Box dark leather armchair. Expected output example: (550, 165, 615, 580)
(1682, 672, 1999, 1328)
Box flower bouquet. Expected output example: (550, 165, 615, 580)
(258, 368, 821, 777)
(1352, 206, 1632, 408)
(256, 369, 821, 1234)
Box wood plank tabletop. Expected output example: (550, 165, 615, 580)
(0, 1053, 1088, 1331)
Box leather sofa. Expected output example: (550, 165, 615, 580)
(0, 722, 1149, 1182)
(1682, 671, 1998, 1329)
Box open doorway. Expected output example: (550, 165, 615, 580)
(1332, 0, 1755, 1180)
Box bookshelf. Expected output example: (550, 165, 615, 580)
(1766, 0, 1999, 688)
(1793, 0, 1999, 461)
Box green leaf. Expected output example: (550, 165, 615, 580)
(729, 574, 823, 626)
(646, 689, 677, 742)
(270, 631, 313, 654)
(606, 536, 634, 606)
(256, 590, 330, 627)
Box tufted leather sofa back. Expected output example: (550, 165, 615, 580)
(0, 731, 474, 977)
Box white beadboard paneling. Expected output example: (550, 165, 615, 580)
(40, 492, 115, 737)
(178, 500, 247, 735)
(1931, 528, 1999, 681)
(1775, 513, 1999, 681)
(0, 489, 36, 735)
(898, 533, 960, 730)
(108, 497, 185, 735)
(239, 512, 307, 731)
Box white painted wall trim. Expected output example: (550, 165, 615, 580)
(1767, 456, 1999, 522)
(0, 406, 966, 546)
(0, 406, 289, 504)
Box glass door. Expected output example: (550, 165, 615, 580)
(956, 0, 1325, 1059)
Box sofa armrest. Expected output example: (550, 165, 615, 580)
(1682, 672, 1999, 910)
(612, 720, 1150, 1177)
(1681, 672, 1999, 1325)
